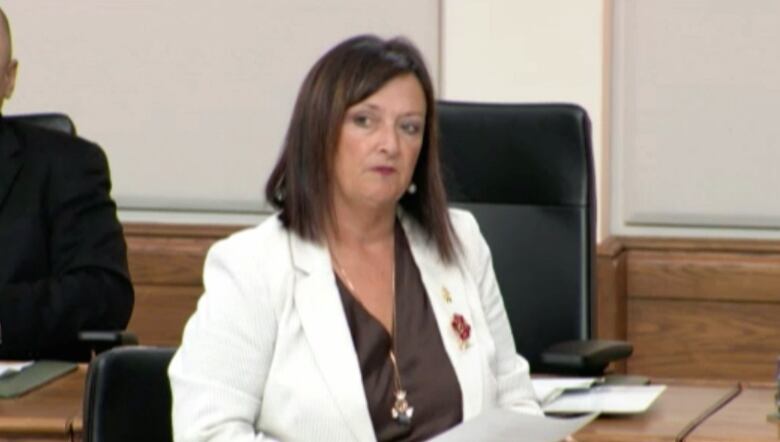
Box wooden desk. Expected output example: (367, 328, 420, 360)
(574, 381, 740, 442)
(687, 383, 780, 441)
(66, 381, 740, 442)
(0, 365, 86, 442)
(0, 371, 759, 442)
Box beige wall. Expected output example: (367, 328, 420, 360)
(6, 0, 613, 230)
(3, 0, 440, 225)
(9, 1, 778, 240)
(441, 0, 611, 239)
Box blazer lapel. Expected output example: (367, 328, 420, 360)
(0, 123, 23, 210)
(401, 216, 485, 421)
(289, 233, 375, 441)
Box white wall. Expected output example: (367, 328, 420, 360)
(442, 0, 610, 239)
(3, 0, 440, 225)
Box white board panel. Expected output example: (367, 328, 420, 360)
(612, 0, 780, 232)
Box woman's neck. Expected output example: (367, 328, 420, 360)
(327, 201, 396, 249)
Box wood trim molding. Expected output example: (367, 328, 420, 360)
(617, 236, 780, 254)
(123, 222, 245, 239)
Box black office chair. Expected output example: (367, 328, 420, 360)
(83, 346, 176, 442)
(437, 101, 631, 375)
(5, 112, 77, 135)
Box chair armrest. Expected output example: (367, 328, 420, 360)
(541, 339, 633, 376)
(78, 330, 139, 355)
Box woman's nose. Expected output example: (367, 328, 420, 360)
(378, 121, 401, 155)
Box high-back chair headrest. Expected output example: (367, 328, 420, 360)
(438, 101, 592, 206)
(5, 113, 77, 136)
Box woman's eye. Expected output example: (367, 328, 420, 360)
(351, 114, 373, 127)
(401, 121, 423, 135)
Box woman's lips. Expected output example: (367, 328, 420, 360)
(372, 166, 396, 176)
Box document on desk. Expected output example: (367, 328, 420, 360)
(532, 377, 598, 406)
(0, 361, 34, 378)
(429, 409, 597, 442)
(543, 385, 667, 415)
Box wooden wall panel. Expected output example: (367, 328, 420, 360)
(596, 238, 628, 373)
(128, 285, 204, 347)
(122, 223, 245, 347)
(596, 238, 627, 340)
(598, 236, 780, 382)
(126, 237, 211, 286)
(119, 223, 780, 383)
(627, 299, 780, 382)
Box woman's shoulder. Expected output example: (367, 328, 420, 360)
(447, 207, 481, 238)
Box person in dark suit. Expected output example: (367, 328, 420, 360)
(0, 8, 133, 361)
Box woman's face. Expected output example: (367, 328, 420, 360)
(331, 73, 426, 214)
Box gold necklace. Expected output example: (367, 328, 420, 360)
(330, 249, 414, 426)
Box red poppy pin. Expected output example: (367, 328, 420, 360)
(451, 313, 471, 349)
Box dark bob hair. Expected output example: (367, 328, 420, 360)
(265, 34, 456, 262)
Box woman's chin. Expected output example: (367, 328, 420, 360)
(355, 193, 405, 212)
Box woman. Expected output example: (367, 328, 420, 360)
(169, 34, 541, 441)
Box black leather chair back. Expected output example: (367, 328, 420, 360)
(5, 112, 77, 136)
(437, 101, 595, 373)
(83, 346, 176, 442)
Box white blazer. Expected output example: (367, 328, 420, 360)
(169, 208, 541, 442)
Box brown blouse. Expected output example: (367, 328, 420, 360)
(335, 223, 463, 441)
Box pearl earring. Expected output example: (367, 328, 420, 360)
(407, 183, 417, 195)
(274, 184, 285, 202)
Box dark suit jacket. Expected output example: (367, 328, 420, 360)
(0, 117, 134, 361)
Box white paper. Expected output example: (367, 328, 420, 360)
(543, 385, 667, 415)
(429, 409, 597, 442)
(0, 361, 34, 378)
(532, 378, 598, 406)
